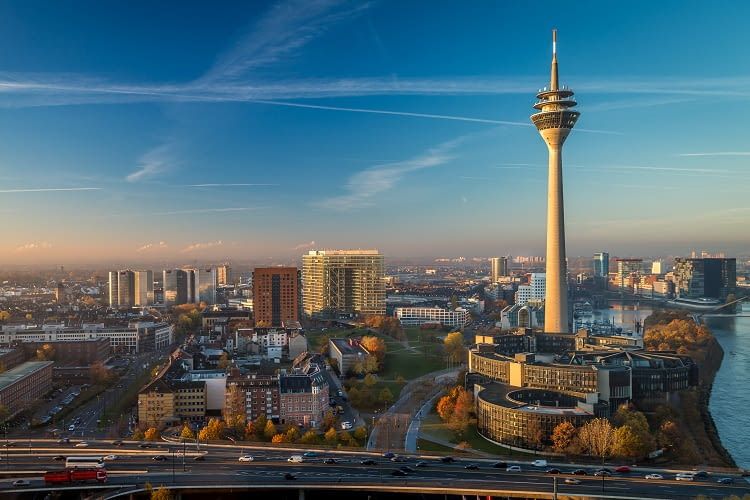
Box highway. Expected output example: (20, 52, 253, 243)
(0, 439, 748, 498)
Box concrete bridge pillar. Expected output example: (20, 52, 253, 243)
(298, 488, 305, 500)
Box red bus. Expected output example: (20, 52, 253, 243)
(44, 468, 107, 485)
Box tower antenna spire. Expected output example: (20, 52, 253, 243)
(550, 29, 559, 91)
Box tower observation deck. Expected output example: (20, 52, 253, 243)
(531, 30, 579, 333)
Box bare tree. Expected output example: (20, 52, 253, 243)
(577, 418, 616, 462)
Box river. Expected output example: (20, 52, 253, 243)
(588, 301, 750, 469)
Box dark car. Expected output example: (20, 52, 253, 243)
(571, 469, 587, 475)
(382, 452, 395, 459)
(112, 440, 123, 446)
(440, 456, 455, 463)
(415, 461, 428, 468)
(138, 443, 152, 449)
(400, 466, 415, 473)
(193, 455, 206, 461)
(464, 463, 479, 470)
(546, 468, 561, 474)
(717, 477, 733, 484)
(3, 442, 15, 447)
(594, 470, 612, 477)
(361, 459, 377, 465)
(52, 455, 66, 461)
(391, 469, 407, 477)
(323, 458, 338, 464)
(152, 455, 167, 461)
(390, 456, 407, 463)
(57, 438, 70, 444)
(692, 470, 709, 479)
(492, 461, 508, 469)
(284, 473, 297, 480)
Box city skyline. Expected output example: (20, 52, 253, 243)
(1, 1, 750, 264)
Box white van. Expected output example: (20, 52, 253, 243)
(288, 455, 304, 463)
(532, 459, 548, 467)
(675, 472, 695, 481)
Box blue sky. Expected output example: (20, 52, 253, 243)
(0, 0, 748, 265)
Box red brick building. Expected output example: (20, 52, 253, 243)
(252, 267, 299, 327)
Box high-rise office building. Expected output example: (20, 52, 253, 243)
(196, 268, 217, 304)
(615, 259, 643, 290)
(163, 268, 217, 306)
(673, 258, 736, 300)
(490, 257, 509, 282)
(651, 260, 665, 275)
(217, 264, 232, 286)
(253, 267, 299, 327)
(515, 273, 546, 306)
(108, 270, 135, 308)
(134, 270, 154, 306)
(531, 30, 579, 333)
(593, 252, 609, 278)
(163, 269, 189, 307)
(302, 250, 385, 317)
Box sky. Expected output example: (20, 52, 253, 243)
(0, 0, 749, 266)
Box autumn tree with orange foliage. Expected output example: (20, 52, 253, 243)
(436, 385, 474, 438)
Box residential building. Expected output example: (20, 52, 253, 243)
(302, 250, 385, 317)
(328, 338, 370, 375)
(224, 372, 280, 423)
(253, 267, 299, 327)
(673, 258, 737, 300)
(394, 306, 470, 328)
(593, 252, 609, 278)
(279, 367, 329, 427)
(0, 348, 25, 371)
(0, 361, 54, 420)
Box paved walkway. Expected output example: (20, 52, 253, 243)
(404, 389, 443, 452)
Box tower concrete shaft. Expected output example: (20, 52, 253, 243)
(531, 30, 580, 333)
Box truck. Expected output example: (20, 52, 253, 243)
(44, 468, 108, 485)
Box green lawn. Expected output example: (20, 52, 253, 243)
(416, 438, 455, 453)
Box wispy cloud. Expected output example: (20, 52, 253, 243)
(181, 240, 223, 253)
(293, 240, 316, 250)
(15, 242, 53, 252)
(0, 187, 100, 193)
(136, 241, 168, 252)
(678, 152, 750, 157)
(127, 143, 175, 182)
(459, 175, 494, 181)
(316, 135, 468, 210)
(185, 183, 279, 187)
(153, 207, 265, 216)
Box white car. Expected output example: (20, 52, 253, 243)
(238, 455, 254, 462)
(11, 479, 29, 487)
(103, 455, 118, 461)
(645, 473, 664, 480)
(74, 442, 89, 448)
(68, 425, 76, 432)
(532, 459, 548, 467)
(675, 473, 695, 481)
(506, 465, 522, 472)
(340, 421, 353, 430)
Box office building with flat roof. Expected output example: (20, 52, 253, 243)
(253, 267, 299, 327)
(593, 252, 609, 278)
(302, 250, 385, 317)
(673, 257, 736, 300)
(0, 361, 53, 420)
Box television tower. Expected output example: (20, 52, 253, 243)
(531, 30, 579, 333)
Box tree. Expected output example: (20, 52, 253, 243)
(198, 417, 226, 441)
(378, 387, 394, 407)
(324, 427, 338, 444)
(340, 430, 356, 447)
(612, 425, 647, 459)
(657, 420, 681, 449)
(318, 335, 331, 355)
(395, 375, 406, 386)
(321, 411, 336, 431)
(577, 418, 616, 461)
(446, 389, 474, 438)
(551, 421, 577, 453)
(450, 295, 459, 311)
(263, 420, 277, 440)
(285, 425, 301, 443)
(299, 430, 319, 445)
(217, 352, 231, 370)
(360, 336, 387, 364)
(132, 428, 145, 441)
(89, 362, 113, 385)
(244, 421, 257, 441)
(150, 486, 173, 500)
(254, 414, 268, 437)
(443, 332, 466, 364)
(36, 343, 55, 361)
(0, 311, 10, 322)
(363, 374, 377, 387)
(363, 355, 380, 374)
(271, 433, 285, 443)
(180, 425, 195, 440)
(225, 414, 246, 438)
(144, 427, 160, 441)
(353, 426, 368, 443)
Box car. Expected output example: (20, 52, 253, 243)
(138, 443, 152, 449)
(112, 440, 123, 446)
(571, 469, 587, 475)
(675, 473, 695, 481)
(361, 459, 377, 465)
(506, 465, 522, 472)
(594, 470, 611, 477)
(390, 455, 407, 463)
(340, 421, 353, 430)
(68, 425, 76, 432)
(152, 455, 167, 461)
(57, 438, 70, 444)
(532, 459, 548, 467)
(415, 461, 428, 468)
(11, 479, 29, 487)
(717, 477, 734, 484)
(74, 442, 89, 448)
(546, 468, 561, 474)
(323, 458, 338, 464)
(464, 463, 479, 470)
(492, 461, 508, 469)
(302, 452, 318, 458)
(337, 390, 343, 397)
(645, 474, 664, 480)
(238, 455, 254, 462)
(52, 455, 66, 461)
(288, 455, 304, 463)
(382, 452, 395, 459)
(615, 466, 631, 473)
(692, 470, 709, 479)
(284, 473, 297, 480)
(3, 442, 15, 448)
(103, 455, 118, 461)
(564, 478, 581, 485)
(440, 456, 454, 463)
(400, 466, 415, 473)
(193, 455, 206, 461)
(390, 469, 407, 477)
